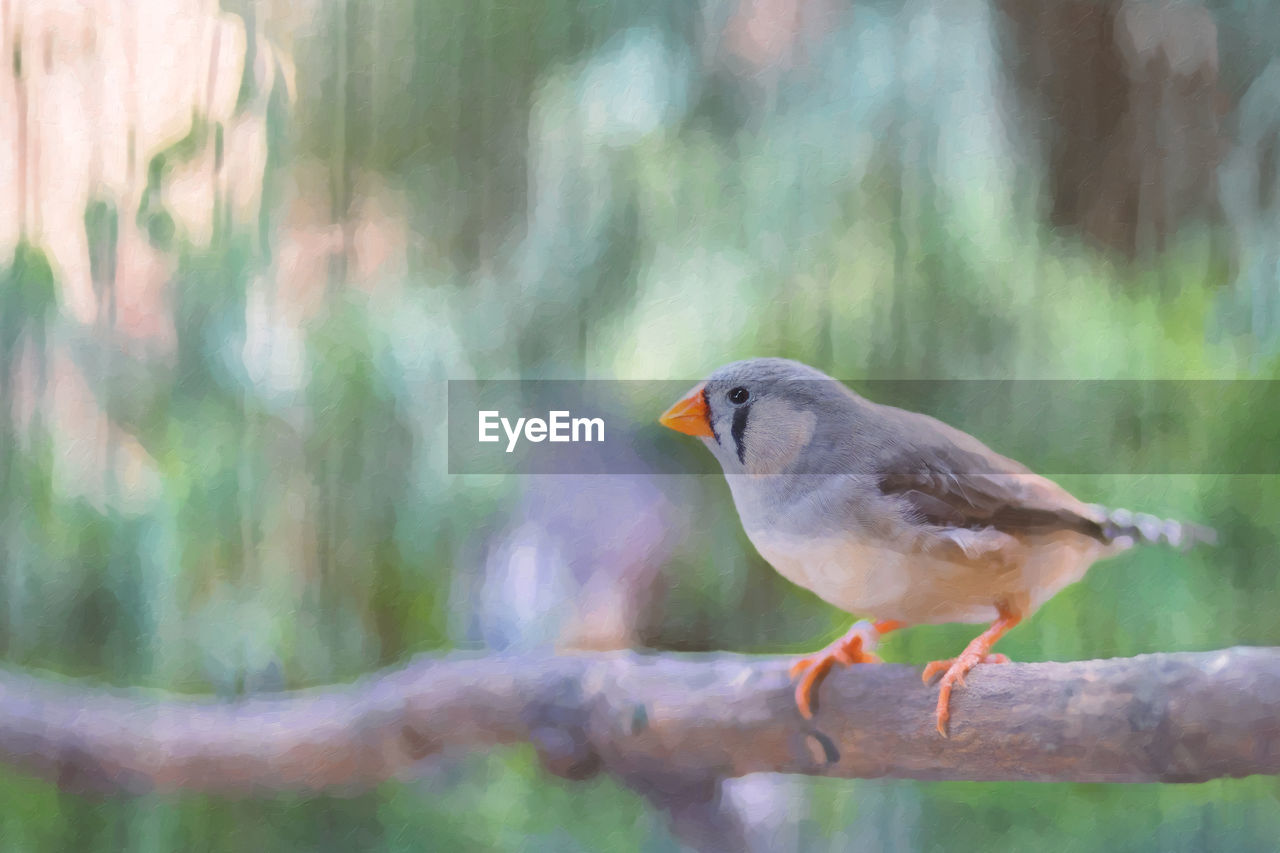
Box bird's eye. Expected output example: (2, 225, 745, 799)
(727, 387, 750, 405)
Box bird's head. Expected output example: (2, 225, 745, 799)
(659, 358, 849, 475)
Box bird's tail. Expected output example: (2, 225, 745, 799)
(1090, 505, 1218, 550)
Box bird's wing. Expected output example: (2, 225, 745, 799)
(870, 407, 1107, 541)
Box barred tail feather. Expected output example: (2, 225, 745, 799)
(1090, 505, 1218, 550)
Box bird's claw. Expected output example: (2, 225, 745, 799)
(790, 647, 880, 680)
(923, 653, 1012, 735)
(790, 622, 883, 718)
(921, 653, 1009, 684)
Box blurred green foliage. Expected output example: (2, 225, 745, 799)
(2, 0, 1280, 850)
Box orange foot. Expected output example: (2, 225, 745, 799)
(790, 619, 902, 718)
(923, 606, 1021, 737)
(921, 653, 1011, 683)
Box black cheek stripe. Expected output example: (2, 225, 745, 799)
(731, 403, 751, 464)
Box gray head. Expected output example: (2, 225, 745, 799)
(660, 358, 863, 475)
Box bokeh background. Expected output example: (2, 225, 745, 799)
(3, 0, 1280, 849)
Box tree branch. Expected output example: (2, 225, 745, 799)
(2, 648, 1278, 795)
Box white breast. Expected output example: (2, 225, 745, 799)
(747, 528, 918, 616)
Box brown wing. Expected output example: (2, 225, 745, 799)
(871, 407, 1107, 541)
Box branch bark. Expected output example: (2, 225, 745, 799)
(2, 647, 1278, 795)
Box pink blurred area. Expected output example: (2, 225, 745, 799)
(2, 0, 414, 516)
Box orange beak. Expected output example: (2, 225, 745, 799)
(659, 383, 714, 438)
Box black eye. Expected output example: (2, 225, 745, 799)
(727, 387, 750, 405)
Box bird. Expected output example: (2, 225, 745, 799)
(658, 357, 1215, 735)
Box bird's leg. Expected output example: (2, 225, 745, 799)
(789, 619, 902, 718)
(922, 605, 1021, 736)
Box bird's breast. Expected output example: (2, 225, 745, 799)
(743, 526, 1100, 625)
(746, 528, 923, 618)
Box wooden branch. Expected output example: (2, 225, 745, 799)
(2, 648, 1278, 795)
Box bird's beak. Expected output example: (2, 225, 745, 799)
(659, 383, 714, 438)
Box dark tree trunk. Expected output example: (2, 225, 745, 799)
(995, 0, 1226, 259)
